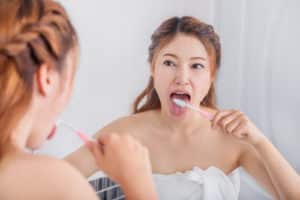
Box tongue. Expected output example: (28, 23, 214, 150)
(172, 103, 185, 115)
(170, 94, 189, 116)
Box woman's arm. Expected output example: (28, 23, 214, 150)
(87, 133, 158, 200)
(65, 117, 130, 177)
(65, 146, 98, 177)
(238, 141, 280, 199)
(213, 110, 300, 200)
(252, 136, 300, 199)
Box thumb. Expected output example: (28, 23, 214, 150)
(89, 142, 105, 169)
(85, 141, 94, 152)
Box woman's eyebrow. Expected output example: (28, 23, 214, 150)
(163, 53, 178, 59)
(190, 56, 206, 61)
(163, 53, 206, 61)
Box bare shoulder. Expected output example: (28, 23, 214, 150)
(33, 155, 98, 200)
(0, 154, 98, 200)
(95, 110, 157, 138)
(205, 106, 245, 152)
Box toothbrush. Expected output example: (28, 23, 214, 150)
(57, 120, 95, 143)
(173, 98, 215, 121)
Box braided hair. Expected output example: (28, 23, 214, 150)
(0, 0, 77, 155)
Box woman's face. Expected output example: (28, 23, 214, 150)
(152, 33, 213, 119)
(27, 49, 78, 149)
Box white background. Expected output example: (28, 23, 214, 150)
(39, 1, 300, 199)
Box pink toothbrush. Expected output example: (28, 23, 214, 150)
(57, 120, 95, 143)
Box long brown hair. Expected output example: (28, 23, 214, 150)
(0, 0, 77, 157)
(133, 16, 221, 113)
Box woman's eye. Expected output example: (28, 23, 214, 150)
(163, 60, 176, 67)
(191, 63, 205, 69)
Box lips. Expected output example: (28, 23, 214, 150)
(47, 125, 57, 140)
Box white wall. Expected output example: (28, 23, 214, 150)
(38, 0, 215, 157)
(214, 0, 300, 199)
(39, 1, 300, 199)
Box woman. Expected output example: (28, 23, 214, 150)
(67, 16, 300, 199)
(0, 0, 157, 199)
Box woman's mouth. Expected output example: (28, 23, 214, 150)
(47, 125, 57, 140)
(170, 92, 191, 102)
(169, 92, 191, 116)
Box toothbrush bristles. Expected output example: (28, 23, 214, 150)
(172, 98, 214, 121)
(173, 98, 186, 107)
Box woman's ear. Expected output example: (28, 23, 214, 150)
(35, 63, 57, 96)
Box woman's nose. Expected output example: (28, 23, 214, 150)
(175, 66, 190, 85)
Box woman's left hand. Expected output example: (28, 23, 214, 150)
(212, 110, 266, 146)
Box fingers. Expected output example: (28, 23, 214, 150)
(219, 111, 243, 133)
(231, 119, 249, 139)
(88, 132, 152, 183)
(87, 141, 105, 168)
(212, 110, 230, 128)
(85, 140, 94, 152)
(212, 110, 241, 129)
(98, 133, 116, 146)
(212, 109, 251, 140)
(226, 117, 242, 133)
(232, 126, 248, 139)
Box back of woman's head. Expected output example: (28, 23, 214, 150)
(0, 0, 77, 156)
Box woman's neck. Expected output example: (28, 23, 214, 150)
(8, 114, 33, 152)
(158, 108, 208, 135)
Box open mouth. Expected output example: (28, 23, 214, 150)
(169, 92, 191, 116)
(47, 125, 57, 140)
(170, 92, 191, 102)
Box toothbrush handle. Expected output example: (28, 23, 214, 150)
(77, 132, 95, 143)
(187, 104, 214, 121)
